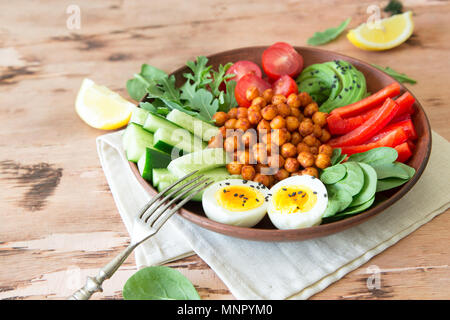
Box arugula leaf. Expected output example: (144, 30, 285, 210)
(123, 266, 200, 300)
(190, 88, 219, 122)
(126, 65, 168, 101)
(221, 79, 238, 111)
(307, 18, 351, 46)
(384, 0, 403, 15)
(209, 63, 233, 97)
(371, 64, 417, 84)
(183, 56, 213, 89)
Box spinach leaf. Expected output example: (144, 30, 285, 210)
(335, 196, 375, 217)
(331, 148, 346, 166)
(376, 177, 409, 192)
(307, 18, 351, 46)
(347, 147, 398, 166)
(371, 64, 416, 84)
(335, 162, 364, 196)
(371, 162, 410, 180)
(123, 266, 200, 300)
(320, 163, 346, 185)
(350, 162, 377, 207)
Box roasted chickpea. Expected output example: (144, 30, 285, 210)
(271, 128, 289, 145)
(212, 111, 229, 127)
(208, 134, 223, 149)
(261, 105, 278, 121)
(241, 165, 256, 181)
(248, 109, 263, 125)
(298, 92, 313, 106)
(224, 135, 241, 152)
(238, 150, 252, 164)
(299, 119, 314, 136)
(290, 132, 302, 145)
(301, 167, 319, 178)
(285, 116, 300, 132)
(315, 153, 331, 169)
(251, 96, 267, 108)
(252, 143, 268, 164)
(272, 94, 287, 105)
(290, 171, 302, 177)
(285, 131, 292, 143)
(280, 143, 297, 159)
(224, 118, 237, 130)
(312, 111, 328, 127)
(253, 173, 271, 188)
(276, 103, 291, 117)
(310, 146, 319, 154)
(268, 154, 285, 170)
(262, 88, 274, 103)
(274, 168, 290, 181)
(284, 157, 300, 173)
(270, 115, 286, 129)
(227, 107, 238, 119)
(241, 130, 257, 147)
(235, 118, 251, 131)
(219, 126, 227, 137)
(319, 129, 331, 143)
(236, 107, 248, 119)
(297, 151, 315, 168)
(312, 124, 322, 138)
(296, 142, 311, 154)
(257, 119, 271, 134)
(226, 161, 243, 175)
(246, 86, 259, 101)
(318, 144, 333, 157)
(290, 107, 301, 118)
(248, 105, 261, 114)
(287, 93, 301, 108)
(303, 134, 321, 147)
(303, 102, 319, 117)
(255, 163, 268, 173)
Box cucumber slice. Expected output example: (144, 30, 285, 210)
(167, 148, 229, 178)
(143, 112, 181, 133)
(154, 167, 241, 202)
(153, 127, 206, 156)
(130, 107, 150, 126)
(137, 147, 172, 181)
(122, 123, 154, 162)
(166, 109, 219, 141)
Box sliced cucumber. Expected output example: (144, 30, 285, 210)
(166, 109, 219, 141)
(153, 127, 206, 156)
(130, 107, 150, 126)
(137, 147, 172, 181)
(143, 112, 181, 133)
(167, 148, 229, 178)
(122, 123, 154, 162)
(154, 167, 241, 202)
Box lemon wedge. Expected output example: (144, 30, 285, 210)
(75, 78, 134, 130)
(347, 11, 414, 51)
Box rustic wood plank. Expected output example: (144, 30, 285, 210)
(0, 0, 449, 300)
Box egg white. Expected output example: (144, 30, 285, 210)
(202, 179, 269, 227)
(267, 175, 328, 230)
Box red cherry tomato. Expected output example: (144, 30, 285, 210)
(272, 75, 298, 97)
(262, 42, 304, 81)
(235, 73, 271, 107)
(226, 60, 262, 82)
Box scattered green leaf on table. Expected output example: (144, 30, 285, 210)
(123, 266, 200, 300)
(371, 64, 417, 84)
(307, 18, 351, 46)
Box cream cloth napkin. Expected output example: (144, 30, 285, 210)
(96, 130, 450, 300)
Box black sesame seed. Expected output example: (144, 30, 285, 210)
(234, 193, 238, 197)
(324, 193, 327, 198)
(308, 82, 313, 86)
(282, 188, 287, 191)
(256, 199, 260, 202)
(242, 180, 248, 184)
(357, 84, 361, 88)
(225, 182, 230, 185)
(313, 191, 317, 194)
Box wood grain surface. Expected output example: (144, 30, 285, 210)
(0, 0, 449, 300)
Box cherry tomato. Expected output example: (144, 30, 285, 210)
(226, 60, 262, 82)
(262, 42, 304, 80)
(235, 73, 271, 107)
(272, 75, 298, 97)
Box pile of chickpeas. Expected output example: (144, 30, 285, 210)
(208, 86, 333, 188)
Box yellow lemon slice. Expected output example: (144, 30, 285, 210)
(75, 78, 134, 130)
(347, 11, 414, 51)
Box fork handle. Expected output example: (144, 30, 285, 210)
(68, 243, 137, 300)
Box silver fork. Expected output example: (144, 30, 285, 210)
(68, 170, 212, 300)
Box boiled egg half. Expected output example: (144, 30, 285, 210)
(268, 175, 328, 230)
(202, 179, 270, 227)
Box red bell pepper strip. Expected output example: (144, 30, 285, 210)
(330, 82, 401, 118)
(395, 141, 414, 163)
(327, 91, 415, 135)
(329, 98, 400, 147)
(364, 118, 417, 143)
(339, 127, 408, 156)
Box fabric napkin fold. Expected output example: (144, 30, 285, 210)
(96, 130, 450, 300)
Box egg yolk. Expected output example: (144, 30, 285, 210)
(215, 185, 264, 212)
(272, 185, 317, 214)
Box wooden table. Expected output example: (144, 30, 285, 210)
(1, 0, 449, 300)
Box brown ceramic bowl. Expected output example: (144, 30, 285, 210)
(130, 46, 431, 242)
